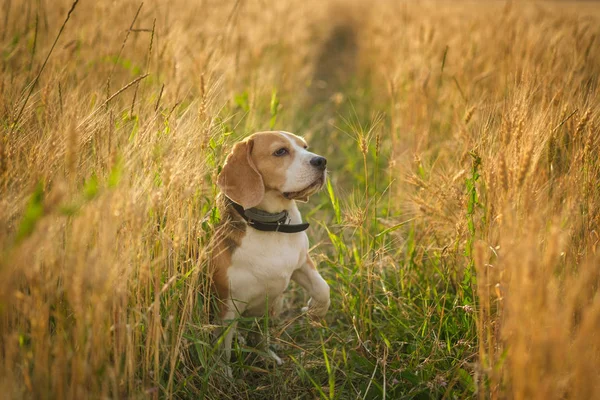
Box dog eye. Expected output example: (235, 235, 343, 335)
(273, 148, 288, 157)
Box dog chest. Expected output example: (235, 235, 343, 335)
(228, 230, 308, 302)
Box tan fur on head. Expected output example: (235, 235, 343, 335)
(218, 131, 326, 211)
(217, 139, 265, 209)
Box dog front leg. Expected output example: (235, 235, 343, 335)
(291, 257, 330, 318)
(219, 299, 246, 377)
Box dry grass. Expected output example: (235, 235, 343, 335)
(1, 0, 599, 398)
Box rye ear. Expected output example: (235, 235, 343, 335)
(217, 139, 264, 209)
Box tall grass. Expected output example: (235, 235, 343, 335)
(1, 0, 599, 398)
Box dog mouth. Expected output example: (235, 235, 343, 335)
(283, 175, 325, 201)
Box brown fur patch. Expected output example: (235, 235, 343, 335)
(217, 139, 264, 209)
(209, 194, 247, 317)
(249, 132, 295, 192)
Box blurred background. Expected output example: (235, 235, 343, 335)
(1, 1, 600, 398)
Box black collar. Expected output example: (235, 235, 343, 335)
(229, 200, 310, 233)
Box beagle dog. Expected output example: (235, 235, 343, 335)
(210, 131, 331, 372)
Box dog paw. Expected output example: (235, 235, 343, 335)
(302, 298, 329, 319)
(235, 333, 246, 346)
(267, 347, 284, 366)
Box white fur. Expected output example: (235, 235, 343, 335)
(227, 206, 306, 314)
(281, 133, 324, 193)
(225, 203, 329, 317)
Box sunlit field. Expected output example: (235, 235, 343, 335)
(1, 0, 600, 398)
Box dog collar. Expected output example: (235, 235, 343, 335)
(228, 199, 310, 233)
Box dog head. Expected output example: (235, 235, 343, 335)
(217, 131, 327, 209)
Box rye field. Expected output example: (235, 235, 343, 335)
(1, 0, 600, 398)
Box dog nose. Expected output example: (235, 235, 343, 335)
(310, 156, 327, 171)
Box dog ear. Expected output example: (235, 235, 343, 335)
(217, 139, 264, 209)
